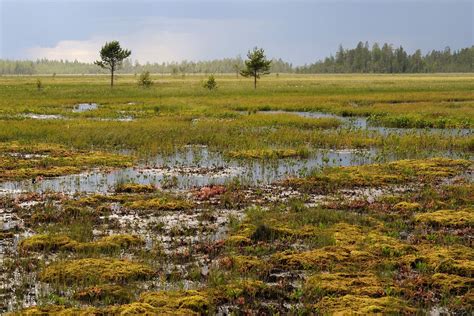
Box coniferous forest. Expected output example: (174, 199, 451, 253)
(0, 42, 472, 75)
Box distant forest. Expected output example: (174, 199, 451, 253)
(295, 42, 473, 73)
(0, 42, 472, 75)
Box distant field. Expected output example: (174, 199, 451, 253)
(0, 74, 472, 156)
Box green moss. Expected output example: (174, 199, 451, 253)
(40, 258, 154, 284)
(415, 209, 474, 228)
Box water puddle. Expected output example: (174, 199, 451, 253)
(72, 103, 99, 112)
(95, 116, 134, 122)
(247, 111, 473, 136)
(0, 147, 380, 194)
(21, 114, 64, 120)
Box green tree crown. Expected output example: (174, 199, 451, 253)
(94, 41, 131, 87)
(240, 47, 272, 88)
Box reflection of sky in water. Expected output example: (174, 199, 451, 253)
(72, 103, 99, 112)
(255, 111, 473, 136)
(1, 146, 470, 194)
(1, 148, 377, 193)
(1, 111, 472, 194)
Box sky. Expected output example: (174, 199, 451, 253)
(0, 0, 472, 65)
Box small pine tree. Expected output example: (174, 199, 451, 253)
(203, 75, 217, 91)
(240, 47, 272, 89)
(36, 79, 43, 91)
(94, 41, 131, 87)
(138, 71, 153, 88)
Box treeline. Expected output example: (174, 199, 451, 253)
(296, 42, 473, 73)
(0, 57, 292, 75)
(0, 42, 472, 75)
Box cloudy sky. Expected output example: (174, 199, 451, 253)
(0, 0, 472, 65)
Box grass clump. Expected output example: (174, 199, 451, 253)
(227, 148, 309, 159)
(40, 258, 154, 284)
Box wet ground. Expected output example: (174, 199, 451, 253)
(0, 112, 472, 314)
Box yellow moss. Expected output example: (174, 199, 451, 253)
(331, 223, 365, 246)
(365, 232, 411, 257)
(286, 158, 471, 191)
(20, 234, 76, 252)
(74, 284, 132, 304)
(415, 209, 474, 228)
(216, 279, 267, 300)
(140, 290, 209, 314)
(20, 234, 144, 253)
(401, 245, 474, 277)
(304, 273, 385, 299)
(272, 246, 352, 270)
(225, 235, 252, 246)
(315, 294, 414, 315)
(0, 142, 133, 181)
(40, 258, 154, 284)
(431, 273, 473, 294)
(393, 201, 421, 212)
(76, 234, 145, 252)
(224, 255, 268, 274)
(106, 302, 160, 315)
(115, 183, 157, 193)
(128, 197, 194, 211)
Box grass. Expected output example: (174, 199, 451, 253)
(0, 74, 472, 159)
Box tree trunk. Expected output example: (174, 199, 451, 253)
(111, 66, 114, 87)
(254, 72, 257, 89)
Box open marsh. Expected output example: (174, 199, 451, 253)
(0, 74, 473, 314)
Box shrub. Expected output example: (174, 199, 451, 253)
(138, 71, 153, 88)
(203, 75, 217, 91)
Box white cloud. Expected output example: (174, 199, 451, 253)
(27, 17, 265, 63)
